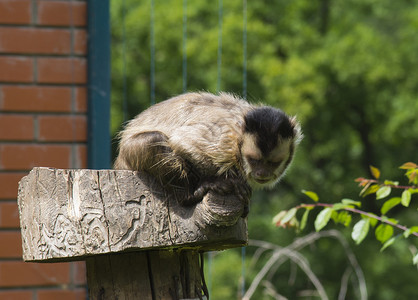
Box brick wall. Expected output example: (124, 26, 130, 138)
(0, 0, 88, 299)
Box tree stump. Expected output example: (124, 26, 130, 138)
(17, 167, 248, 299)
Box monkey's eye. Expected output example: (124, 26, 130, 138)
(269, 160, 282, 168)
(247, 157, 261, 165)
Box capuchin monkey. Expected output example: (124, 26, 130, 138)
(114, 92, 302, 217)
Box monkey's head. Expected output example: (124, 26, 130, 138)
(241, 107, 302, 189)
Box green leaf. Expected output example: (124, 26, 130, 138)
(352, 218, 370, 245)
(381, 197, 401, 215)
(281, 208, 298, 224)
(342, 199, 361, 207)
(300, 208, 310, 231)
(361, 184, 379, 197)
(314, 207, 333, 232)
(368, 214, 379, 227)
(384, 180, 399, 186)
(375, 224, 394, 244)
(380, 236, 397, 252)
(332, 211, 352, 227)
(302, 190, 319, 202)
(370, 165, 380, 179)
(376, 186, 392, 200)
(404, 226, 418, 238)
(401, 190, 412, 207)
(272, 210, 287, 225)
(409, 188, 418, 195)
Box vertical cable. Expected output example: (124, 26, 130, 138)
(216, 0, 223, 93)
(241, 246, 246, 298)
(242, 0, 247, 100)
(242, 1, 248, 296)
(150, 0, 156, 104)
(182, 0, 188, 93)
(122, 0, 128, 121)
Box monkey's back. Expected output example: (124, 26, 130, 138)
(118, 92, 253, 175)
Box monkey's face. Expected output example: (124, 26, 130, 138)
(241, 133, 294, 189)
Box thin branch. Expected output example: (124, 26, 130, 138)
(297, 203, 418, 237)
(246, 230, 368, 300)
(245, 231, 340, 300)
(338, 267, 352, 300)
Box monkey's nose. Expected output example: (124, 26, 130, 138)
(254, 169, 270, 179)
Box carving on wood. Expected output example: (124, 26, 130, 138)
(18, 167, 247, 262)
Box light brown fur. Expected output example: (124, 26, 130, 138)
(114, 92, 302, 214)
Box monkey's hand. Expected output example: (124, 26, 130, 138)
(189, 175, 252, 217)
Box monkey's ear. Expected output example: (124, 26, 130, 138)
(290, 116, 303, 145)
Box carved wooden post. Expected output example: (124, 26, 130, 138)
(17, 167, 247, 299)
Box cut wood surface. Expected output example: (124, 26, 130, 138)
(18, 167, 247, 262)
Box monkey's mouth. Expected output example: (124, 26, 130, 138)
(253, 178, 271, 184)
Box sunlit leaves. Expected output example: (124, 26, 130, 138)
(302, 190, 319, 202)
(376, 186, 392, 200)
(281, 208, 297, 224)
(381, 197, 401, 215)
(375, 224, 394, 244)
(332, 210, 352, 227)
(370, 165, 381, 179)
(380, 236, 397, 252)
(352, 218, 370, 245)
(401, 189, 411, 207)
(403, 226, 418, 238)
(277, 163, 418, 265)
(273, 209, 299, 229)
(314, 207, 333, 232)
(400, 162, 418, 185)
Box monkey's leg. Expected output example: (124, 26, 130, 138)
(115, 131, 188, 184)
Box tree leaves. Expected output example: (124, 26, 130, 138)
(314, 207, 333, 232)
(376, 186, 392, 200)
(302, 190, 319, 202)
(381, 197, 401, 215)
(276, 163, 418, 265)
(401, 190, 411, 207)
(352, 218, 370, 245)
(375, 224, 394, 244)
(370, 165, 381, 179)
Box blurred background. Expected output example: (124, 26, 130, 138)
(110, 0, 418, 299)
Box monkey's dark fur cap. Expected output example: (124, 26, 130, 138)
(244, 107, 294, 156)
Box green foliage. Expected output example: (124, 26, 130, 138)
(275, 164, 418, 264)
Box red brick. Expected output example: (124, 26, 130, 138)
(37, 288, 86, 300)
(0, 261, 70, 287)
(37, 1, 87, 27)
(73, 29, 87, 55)
(0, 231, 22, 258)
(0, 290, 32, 300)
(0, 28, 71, 55)
(0, 56, 33, 83)
(0, 202, 20, 228)
(38, 115, 87, 142)
(0, 144, 71, 171)
(0, 173, 26, 200)
(0, 86, 72, 113)
(0, 114, 34, 141)
(37, 57, 86, 84)
(71, 261, 86, 285)
(0, 0, 31, 25)
(74, 87, 87, 113)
